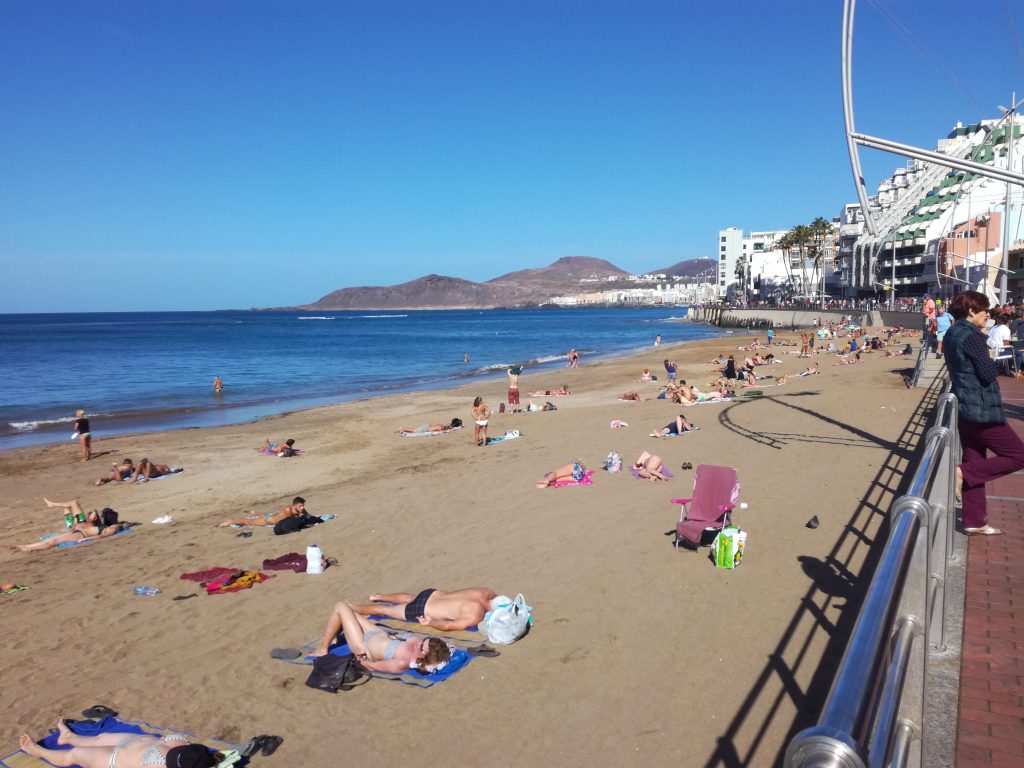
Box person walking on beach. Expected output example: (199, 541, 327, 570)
(73, 409, 91, 462)
(507, 366, 522, 413)
(472, 396, 491, 447)
(567, 349, 579, 368)
(655, 334, 662, 346)
(944, 290, 1024, 536)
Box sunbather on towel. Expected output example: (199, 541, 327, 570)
(634, 452, 670, 481)
(312, 600, 451, 674)
(396, 418, 462, 435)
(132, 458, 173, 482)
(95, 458, 135, 485)
(264, 438, 298, 456)
(350, 586, 497, 632)
(651, 414, 697, 438)
(19, 718, 218, 768)
(528, 385, 570, 396)
(12, 506, 126, 552)
(526, 400, 557, 411)
(535, 460, 587, 488)
(217, 496, 307, 527)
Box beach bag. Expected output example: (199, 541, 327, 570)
(305, 653, 367, 693)
(482, 594, 532, 645)
(710, 526, 748, 570)
(604, 452, 622, 473)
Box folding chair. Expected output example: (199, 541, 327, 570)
(992, 346, 1019, 377)
(672, 464, 741, 550)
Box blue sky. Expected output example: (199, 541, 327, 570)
(3, 0, 1024, 311)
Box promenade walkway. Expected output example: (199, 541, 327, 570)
(956, 375, 1024, 767)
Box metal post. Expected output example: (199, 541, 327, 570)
(1001, 98, 1017, 304)
(891, 238, 897, 311)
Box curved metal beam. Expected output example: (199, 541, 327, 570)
(842, 0, 879, 236)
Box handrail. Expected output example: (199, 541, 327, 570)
(784, 389, 959, 768)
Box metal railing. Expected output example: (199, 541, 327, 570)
(784, 388, 959, 768)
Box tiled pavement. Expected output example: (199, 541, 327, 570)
(956, 375, 1024, 767)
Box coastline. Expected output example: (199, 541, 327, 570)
(0, 308, 724, 452)
(0, 329, 928, 766)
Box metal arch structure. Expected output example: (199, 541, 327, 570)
(841, 0, 1024, 301)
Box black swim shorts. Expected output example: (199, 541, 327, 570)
(405, 588, 436, 622)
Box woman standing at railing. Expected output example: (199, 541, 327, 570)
(943, 290, 1024, 536)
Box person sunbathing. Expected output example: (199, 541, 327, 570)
(528, 385, 570, 396)
(18, 719, 217, 768)
(131, 458, 173, 482)
(535, 460, 587, 487)
(264, 438, 298, 456)
(619, 391, 643, 401)
(396, 419, 461, 435)
(95, 458, 135, 485)
(835, 354, 863, 366)
(634, 451, 670, 481)
(651, 414, 697, 437)
(348, 586, 498, 633)
(798, 363, 820, 376)
(311, 600, 451, 674)
(217, 496, 307, 527)
(526, 400, 557, 411)
(13, 502, 123, 552)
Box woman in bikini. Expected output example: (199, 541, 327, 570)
(634, 452, 670, 481)
(471, 396, 491, 447)
(95, 458, 135, 485)
(217, 496, 307, 528)
(131, 458, 173, 482)
(12, 500, 124, 552)
(311, 600, 450, 675)
(18, 718, 217, 768)
(535, 460, 587, 488)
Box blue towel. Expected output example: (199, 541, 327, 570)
(57, 528, 133, 549)
(277, 637, 472, 687)
(0, 716, 235, 768)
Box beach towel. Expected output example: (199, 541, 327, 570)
(629, 466, 674, 480)
(38, 528, 135, 549)
(0, 716, 239, 768)
(274, 627, 482, 687)
(258, 447, 306, 456)
(133, 468, 183, 481)
(180, 568, 272, 594)
(399, 426, 462, 437)
(228, 513, 336, 530)
(682, 398, 734, 407)
(550, 469, 594, 488)
(485, 431, 523, 445)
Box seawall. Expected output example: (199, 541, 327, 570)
(684, 306, 926, 331)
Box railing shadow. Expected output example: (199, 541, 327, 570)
(701, 375, 947, 767)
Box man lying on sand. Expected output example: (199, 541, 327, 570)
(264, 438, 298, 456)
(396, 418, 462, 435)
(528, 385, 570, 396)
(95, 458, 135, 485)
(217, 496, 307, 527)
(343, 586, 498, 631)
(131, 458, 174, 482)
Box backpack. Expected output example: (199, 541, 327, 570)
(304, 653, 367, 693)
(100, 508, 119, 526)
(273, 513, 322, 536)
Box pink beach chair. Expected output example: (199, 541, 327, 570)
(672, 464, 740, 550)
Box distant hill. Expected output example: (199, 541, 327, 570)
(651, 257, 717, 278)
(304, 256, 631, 310)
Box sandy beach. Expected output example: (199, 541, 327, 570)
(0, 329, 931, 767)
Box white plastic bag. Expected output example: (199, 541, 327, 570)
(483, 594, 532, 644)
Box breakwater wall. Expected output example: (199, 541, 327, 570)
(683, 307, 925, 331)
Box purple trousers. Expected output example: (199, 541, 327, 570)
(959, 418, 1024, 528)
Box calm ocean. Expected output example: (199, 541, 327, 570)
(0, 307, 728, 450)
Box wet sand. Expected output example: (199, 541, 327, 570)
(0, 329, 930, 767)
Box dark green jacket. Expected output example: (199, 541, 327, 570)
(944, 320, 1005, 424)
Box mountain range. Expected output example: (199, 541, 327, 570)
(299, 256, 715, 310)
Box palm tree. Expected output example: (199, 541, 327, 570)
(772, 232, 796, 296)
(790, 224, 812, 298)
(806, 217, 834, 300)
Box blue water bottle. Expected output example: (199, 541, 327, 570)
(132, 586, 160, 596)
